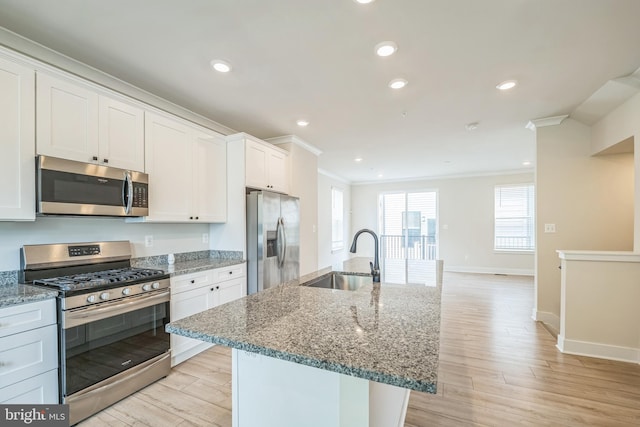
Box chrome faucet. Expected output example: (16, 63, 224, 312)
(349, 229, 380, 282)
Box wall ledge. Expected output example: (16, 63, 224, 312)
(557, 250, 640, 262)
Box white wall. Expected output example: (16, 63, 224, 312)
(0, 218, 215, 271)
(535, 118, 634, 331)
(350, 173, 535, 275)
(317, 171, 352, 270)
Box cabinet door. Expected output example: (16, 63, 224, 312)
(36, 72, 99, 163)
(98, 96, 145, 171)
(245, 139, 268, 189)
(267, 149, 290, 194)
(193, 130, 227, 222)
(0, 57, 35, 221)
(0, 324, 58, 388)
(144, 112, 193, 221)
(171, 284, 216, 360)
(216, 276, 246, 306)
(0, 369, 58, 404)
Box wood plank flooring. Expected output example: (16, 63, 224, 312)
(78, 273, 640, 426)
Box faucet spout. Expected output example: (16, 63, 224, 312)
(349, 229, 380, 282)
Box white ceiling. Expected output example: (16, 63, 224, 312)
(1, 0, 640, 183)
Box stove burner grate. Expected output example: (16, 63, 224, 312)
(33, 267, 167, 291)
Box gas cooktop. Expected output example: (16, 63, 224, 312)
(32, 267, 168, 292)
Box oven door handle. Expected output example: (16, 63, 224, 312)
(63, 291, 170, 329)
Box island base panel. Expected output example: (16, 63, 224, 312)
(232, 349, 409, 427)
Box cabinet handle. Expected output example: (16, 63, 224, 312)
(216, 286, 220, 290)
(103, 158, 109, 163)
(195, 216, 199, 220)
(190, 280, 195, 284)
(92, 156, 98, 161)
(189, 216, 194, 220)
(228, 271, 233, 275)
(210, 287, 214, 291)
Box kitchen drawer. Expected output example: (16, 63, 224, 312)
(0, 323, 58, 387)
(213, 263, 246, 283)
(171, 271, 211, 294)
(0, 299, 56, 338)
(0, 368, 58, 404)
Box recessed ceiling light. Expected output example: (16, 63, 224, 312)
(211, 60, 231, 73)
(296, 119, 309, 127)
(389, 78, 408, 89)
(377, 173, 384, 178)
(375, 41, 397, 57)
(496, 80, 517, 90)
(354, 0, 375, 4)
(522, 160, 532, 166)
(354, 157, 363, 162)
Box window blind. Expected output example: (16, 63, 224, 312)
(494, 184, 535, 251)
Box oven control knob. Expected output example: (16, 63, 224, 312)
(152, 282, 160, 290)
(142, 284, 151, 292)
(87, 295, 96, 303)
(122, 288, 131, 296)
(100, 292, 109, 300)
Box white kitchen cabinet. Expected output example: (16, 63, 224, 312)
(36, 72, 144, 172)
(244, 137, 290, 194)
(140, 112, 227, 223)
(0, 55, 35, 221)
(170, 263, 246, 366)
(0, 299, 58, 404)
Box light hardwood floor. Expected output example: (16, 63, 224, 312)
(78, 273, 640, 426)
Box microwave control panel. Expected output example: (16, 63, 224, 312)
(132, 183, 149, 208)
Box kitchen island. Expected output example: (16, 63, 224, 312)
(166, 268, 441, 427)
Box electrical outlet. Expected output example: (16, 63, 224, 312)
(544, 224, 556, 233)
(202, 233, 209, 244)
(144, 235, 153, 247)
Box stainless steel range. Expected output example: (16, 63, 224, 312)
(20, 241, 171, 425)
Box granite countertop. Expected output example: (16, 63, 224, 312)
(132, 250, 245, 277)
(136, 258, 245, 277)
(166, 265, 441, 393)
(0, 283, 58, 308)
(0, 250, 245, 309)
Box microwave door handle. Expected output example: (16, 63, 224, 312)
(123, 171, 133, 215)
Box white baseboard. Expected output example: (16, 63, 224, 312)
(445, 265, 534, 276)
(532, 310, 560, 333)
(557, 335, 640, 364)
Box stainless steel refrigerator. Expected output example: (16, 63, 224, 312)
(246, 190, 300, 294)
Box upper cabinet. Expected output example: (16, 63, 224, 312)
(36, 72, 145, 172)
(0, 55, 35, 221)
(140, 112, 227, 223)
(235, 134, 290, 194)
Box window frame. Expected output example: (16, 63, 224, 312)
(494, 183, 535, 252)
(331, 186, 344, 253)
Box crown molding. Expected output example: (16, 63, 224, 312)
(318, 168, 351, 184)
(265, 135, 323, 156)
(525, 115, 569, 131)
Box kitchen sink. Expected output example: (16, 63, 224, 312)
(304, 272, 372, 291)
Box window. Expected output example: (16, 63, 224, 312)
(379, 191, 438, 284)
(331, 187, 344, 252)
(494, 184, 535, 251)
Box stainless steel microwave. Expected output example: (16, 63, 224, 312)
(36, 155, 149, 217)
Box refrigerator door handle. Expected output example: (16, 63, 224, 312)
(276, 217, 287, 268)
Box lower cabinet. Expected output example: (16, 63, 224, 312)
(0, 299, 58, 404)
(170, 263, 246, 366)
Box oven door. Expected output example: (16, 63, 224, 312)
(61, 290, 170, 397)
